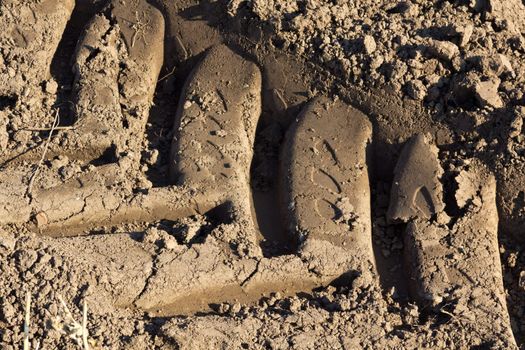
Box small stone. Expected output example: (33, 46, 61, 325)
(474, 79, 503, 108)
(143, 149, 159, 166)
(370, 55, 384, 70)
(15, 249, 38, 272)
(35, 212, 49, 227)
(510, 114, 523, 139)
(405, 80, 427, 100)
(230, 302, 242, 314)
(135, 321, 145, 334)
(47, 303, 58, 316)
(426, 39, 459, 62)
(519, 271, 525, 290)
(451, 56, 466, 72)
(363, 35, 377, 54)
(496, 54, 514, 76)
(288, 297, 302, 312)
(218, 303, 230, 314)
(136, 175, 153, 191)
(405, 3, 419, 17)
(162, 235, 178, 250)
(0, 231, 16, 251)
(476, 54, 514, 77)
(183, 100, 193, 109)
(0, 301, 16, 322)
(143, 227, 161, 244)
(436, 211, 451, 225)
(335, 298, 351, 311)
(455, 24, 474, 47)
(44, 80, 58, 94)
(50, 155, 69, 169)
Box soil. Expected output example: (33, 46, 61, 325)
(1, 0, 525, 349)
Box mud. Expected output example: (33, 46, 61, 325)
(1, 0, 525, 349)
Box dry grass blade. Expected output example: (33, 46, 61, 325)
(82, 301, 89, 350)
(23, 126, 75, 132)
(26, 110, 60, 199)
(23, 291, 31, 350)
(52, 295, 90, 349)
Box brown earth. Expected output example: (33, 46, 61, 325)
(1, 0, 525, 349)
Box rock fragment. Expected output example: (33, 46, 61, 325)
(484, 0, 525, 35)
(0, 113, 8, 150)
(475, 54, 514, 77)
(474, 79, 503, 109)
(457, 24, 474, 47)
(509, 107, 524, 138)
(445, 23, 475, 47)
(44, 79, 58, 94)
(426, 39, 459, 62)
(363, 35, 377, 54)
(405, 80, 427, 100)
(0, 231, 16, 251)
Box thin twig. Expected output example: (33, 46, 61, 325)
(23, 126, 75, 132)
(23, 291, 31, 350)
(26, 110, 60, 199)
(82, 300, 89, 350)
(158, 65, 177, 82)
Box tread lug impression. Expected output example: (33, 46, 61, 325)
(135, 44, 264, 311)
(281, 97, 376, 279)
(390, 134, 516, 348)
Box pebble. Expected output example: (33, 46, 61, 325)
(230, 302, 242, 314)
(453, 23, 474, 47)
(50, 155, 69, 169)
(162, 235, 178, 250)
(15, 249, 38, 272)
(143, 149, 159, 166)
(509, 114, 523, 139)
(143, 227, 161, 244)
(183, 100, 193, 109)
(0, 301, 16, 321)
(0, 231, 16, 251)
(474, 79, 503, 108)
(218, 303, 230, 314)
(363, 35, 377, 54)
(44, 80, 58, 95)
(426, 39, 459, 62)
(135, 176, 153, 191)
(405, 79, 427, 100)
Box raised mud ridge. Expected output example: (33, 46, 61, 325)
(0, 1, 519, 348)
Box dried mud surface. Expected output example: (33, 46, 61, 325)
(1, 0, 525, 349)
